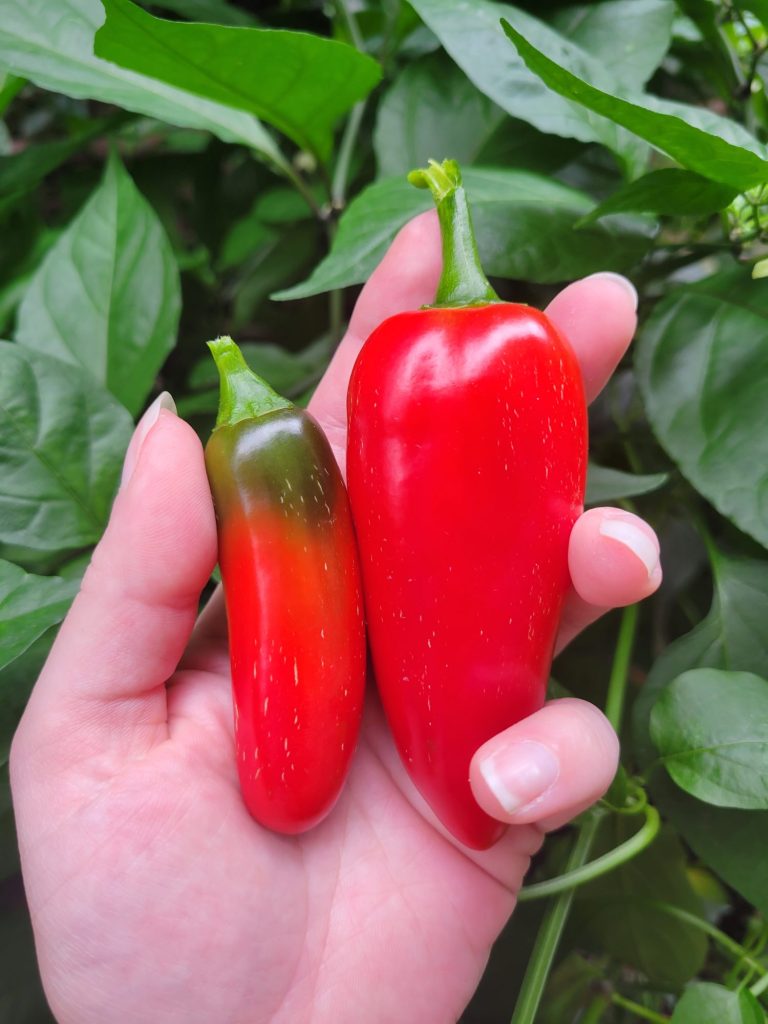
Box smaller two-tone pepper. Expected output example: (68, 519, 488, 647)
(205, 337, 365, 834)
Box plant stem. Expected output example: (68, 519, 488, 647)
(511, 586, 645, 1019)
(325, 0, 368, 344)
(517, 804, 660, 901)
(611, 993, 669, 1022)
(328, 286, 344, 346)
(282, 163, 323, 220)
(750, 971, 768, 998)
(510, 810, 604, 1024)
(332, 100, 366, 207)
(605, 604, 639, 732)
(335, 0, 365, 50)
(651, 902, 768, 981)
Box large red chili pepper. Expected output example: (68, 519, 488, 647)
(347, 160, 587, 849)
(205, 337, 365, 834)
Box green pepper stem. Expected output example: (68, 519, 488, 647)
(408, 158, 500, 308)
(208, 336, 292, 429)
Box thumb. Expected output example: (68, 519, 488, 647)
(14, 393, 217, 765)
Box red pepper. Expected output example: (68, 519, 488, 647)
(347, 160, 587, 849)
(205, 338, 365, 834)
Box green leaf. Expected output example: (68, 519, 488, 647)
(0, 342, 132, 553)
(231, 222, 319, 328)
(636, 267, 768, 548)
(0, 227, 61, 337)
(586, 463, 668, 504)
(671, 982, 764, 1024)
(551, 0, 676, 91)
(0, 0, 284, 167)
(632, 552, 768, 915)
(95, 0, 381, 162)
(654, 775, 768, 917)
(0, 560, 77, 674)
(0, 628, 55, 768)
(573, 824, 707, 989)
(15, 153, 180, 417)
(408, 0, 648, 175)
(651, 669, 768, 808)
(218, 216, 276, 273)
(0, 72, 25, 117)
(0, 119, 119, 218)
(276, 168, 653, 300)
(579, 168, 737, 224)
(501, 18, 768, 189)
(635, 552, 768, 763)
(538, 952, 603, 1024)
(374, 52, 505, 177)
(135, 0, 259, 26)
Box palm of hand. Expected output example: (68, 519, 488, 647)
(22, 636, 527, 1024)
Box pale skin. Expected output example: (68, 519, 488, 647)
(10, 212, 662, 1024)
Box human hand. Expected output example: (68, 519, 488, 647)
(10, 211, 661, 1024)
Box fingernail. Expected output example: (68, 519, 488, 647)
(599, 516, 659, 578)
(588, 272, 638, 311)
(121, 392, 176, 487)
(478, 741, 560, 815)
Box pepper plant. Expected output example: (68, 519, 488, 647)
(1, 1, 768, 1022)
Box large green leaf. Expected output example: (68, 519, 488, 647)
(579, 168, 737, 224)
(0, 0, 283, 166)
(407, 0, 648, 175)
(551, 0, 676, 90)
(15, 153, 180, 417)
(502, 18, 768, 189)
(0, 561, 76, 674)
(0, 342, 132, 554)
(651, 669, 768, 809)
(636, 268, 768, 548)
(671, 982, 764, 1023)
(95, 0, 381, 162)
(374, 53, 504, 177)
(633, 551, 768, 914)
(276, 168, 653, 300)
(375, 53, 580, 178)
(573, 825, 707, 989)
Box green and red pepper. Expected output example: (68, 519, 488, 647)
(205, 338, 365, 834)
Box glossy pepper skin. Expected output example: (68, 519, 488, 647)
(205, 338, 365, 834)
(347, 161, 587, 849)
